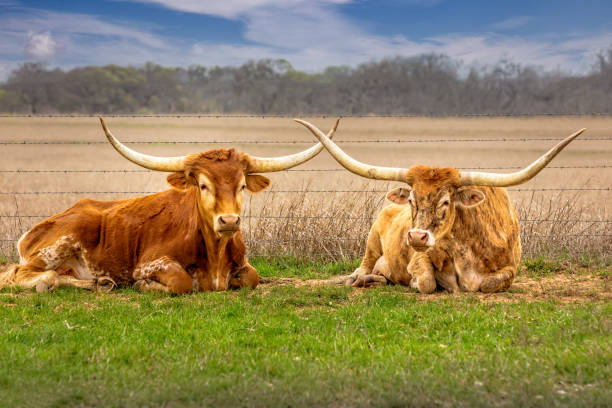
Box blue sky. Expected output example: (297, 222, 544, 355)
(1, 0, 612, 80)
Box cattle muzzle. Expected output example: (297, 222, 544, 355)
(407, 229, 434, 251)
(216, 214, 241, 237)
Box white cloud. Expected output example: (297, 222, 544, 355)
(0, 2, 610, 82)
(25, 31, 57, 59)
(489, 16, 534, 31)
(127, 0, 351, 19)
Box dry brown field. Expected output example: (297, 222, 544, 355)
(0, 116, 610, 264)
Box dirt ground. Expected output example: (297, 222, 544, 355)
(2, 260, 610, 303)
(259, 272, 612, 303)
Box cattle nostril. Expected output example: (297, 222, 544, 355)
(219, 215, 240, 226)
(408, 231, 429, 245)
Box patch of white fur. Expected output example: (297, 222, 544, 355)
(38, 235, 77, 269)
(16, 231, 29, 265)
(225, 268, 232, 288)
(133, 257, 172, 280)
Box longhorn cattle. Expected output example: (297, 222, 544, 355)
(0, 118, 338, 294)
(296, 119, 585, 293)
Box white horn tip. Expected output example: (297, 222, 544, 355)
(99, 117, 109, 133)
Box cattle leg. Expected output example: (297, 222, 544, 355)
(133, 258, 192, 295)
(229, 263, 259, 289)
(480, 265, 516, 293)
(55, 275, 117, 293)
(10, 264, 60, 292)
(9, 235, 95, 292)
(6, 264, 116, 293)
(407, 253, 436, 294)
(352, 256, 388, 287)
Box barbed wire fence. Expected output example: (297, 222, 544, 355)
(0, 115, 610, 263)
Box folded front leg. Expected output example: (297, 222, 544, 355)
(133, 257, 192, 295)
(407, 252, 436, 294)
(229, 263, 259, 289)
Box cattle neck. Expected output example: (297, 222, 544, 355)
(194, 192, 235, 291)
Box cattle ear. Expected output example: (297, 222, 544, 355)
(167, 172, 189, 190)
(245, 174, 270, 193)
(454, 187, 485, 208)
(386, 187, 411, 204)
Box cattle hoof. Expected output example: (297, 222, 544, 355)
(133, 279, 148, 291)
(344, 276, 357, 286)
(480, 276, 502, 293)
(35, 279, 57, 293)
(416, 276, 436, 294)
(96, 277, 116, 293)
(35, 281, 50, 293)
(352, 274, 387, 288)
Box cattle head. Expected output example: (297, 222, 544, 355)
(383, 167, 486, 251)
(100, 118, 338, 238)
(295, 119, 585, 251)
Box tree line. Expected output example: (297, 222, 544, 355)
(1, 49, 611, 115)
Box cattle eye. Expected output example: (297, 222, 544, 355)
(200, 184, 207, 191)
(241, 184, 246, 191)
(441, 200, 449, 207)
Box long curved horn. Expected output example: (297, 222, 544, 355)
(99, 117, 185, 172)
(459, 128, 586, 186)
(248, 119, 340, 173)
(294, 119, 408, 182)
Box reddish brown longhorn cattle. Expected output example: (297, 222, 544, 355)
(0, 118, 338, 294)
(296, 119, 585, 293)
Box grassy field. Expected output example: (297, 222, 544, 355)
(1, 258, 611, 408)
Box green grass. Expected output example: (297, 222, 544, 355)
(251, 256, 360, 280)
(1, 271, 611, 407)
(520, 254, 611, 279)
(521, 255, 566, 277)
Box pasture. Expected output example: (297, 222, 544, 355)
(0, 116, 611, 406)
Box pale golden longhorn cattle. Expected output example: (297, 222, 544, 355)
(296, 119, 585, 293)
(0, 118, 338, 294)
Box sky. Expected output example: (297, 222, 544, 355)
(1, 0, 612, 80)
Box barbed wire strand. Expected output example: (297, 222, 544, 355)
(0, 215, 610, 222)
(1, 165, 610, 173)
(1, 234, 611, 244)
(2, 113, 612, 118)
(2, 137, 611, 146)
(0, 188, 609, 195)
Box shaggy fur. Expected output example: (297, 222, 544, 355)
(351, 165, 520, 293)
